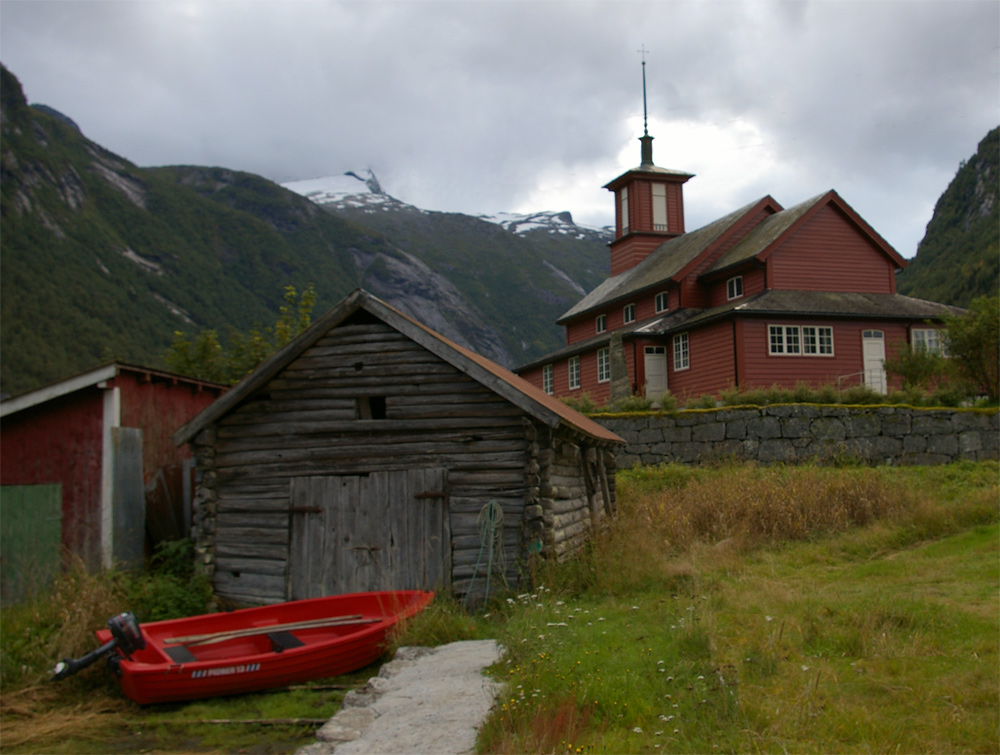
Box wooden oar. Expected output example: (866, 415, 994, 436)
(163, 615, 376, 646)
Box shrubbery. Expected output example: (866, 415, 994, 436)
(0, 539, 211, 690)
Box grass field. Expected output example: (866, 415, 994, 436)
(1, 461, 996, 754)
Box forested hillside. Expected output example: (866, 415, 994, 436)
(0, 65, 608, 396)
(897, 127, 999, 306)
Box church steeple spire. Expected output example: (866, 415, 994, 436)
(602, 48, 693, 275)
(639, 45, 654, 167)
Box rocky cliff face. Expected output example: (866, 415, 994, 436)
(1, 63, 611, 393)
(896, 127, 999, 307)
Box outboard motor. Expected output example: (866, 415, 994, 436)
(51, 612, 145, 681)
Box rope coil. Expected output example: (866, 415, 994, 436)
(465, 500, 508, 607)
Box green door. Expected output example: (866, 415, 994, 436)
(1, 484, 62, 603)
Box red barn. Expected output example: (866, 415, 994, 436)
(518, 132, 962, 404)
(1, 363, 225, 597)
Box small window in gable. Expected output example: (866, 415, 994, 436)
(655, 291, 669, 313)
(357, 396, 387, 420)
(727, 276, 744, 300)
(596, 314, 606, 334)
(623, 303, 636, 324)
(542, 365, 553, 394)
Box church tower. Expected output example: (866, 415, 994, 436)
(604, 53, 692, 276)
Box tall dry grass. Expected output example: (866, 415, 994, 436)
(1, 556, 133, 690)
(562, 462, 997, 597)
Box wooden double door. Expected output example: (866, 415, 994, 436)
(288, 468, 450, 599)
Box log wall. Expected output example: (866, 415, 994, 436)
(189, 317, 619, 605)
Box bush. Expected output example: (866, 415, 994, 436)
(560, 392, 598, 413)
(0, 540, 212, 690)
(608, 393, 654, 412)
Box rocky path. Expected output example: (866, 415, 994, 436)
(297, 640, 503, 755)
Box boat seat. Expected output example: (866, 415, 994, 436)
(164, 645, 199, 664)
(268, 631, 305, 653)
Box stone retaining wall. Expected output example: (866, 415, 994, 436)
(596, 406, 999, 468)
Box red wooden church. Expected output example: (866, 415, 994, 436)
(518, 120, 961, 404)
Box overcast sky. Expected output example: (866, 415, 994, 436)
(2, 1, 997, 258)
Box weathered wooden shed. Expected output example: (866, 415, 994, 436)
(174, 290, 624, 606)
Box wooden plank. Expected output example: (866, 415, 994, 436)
(216, 541, 287, 560)
(216, 512, 288, 529)
(213, 571, 286, 601)
(215, 445, 526, 470)
(215, 557, 287, 577)
(217, 416, 524, 439)
(216, 428, 526, 454)
(214, 526, 288, 543)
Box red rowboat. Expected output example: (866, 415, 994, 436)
(89, 590, 433, 704)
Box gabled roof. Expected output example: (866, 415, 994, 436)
(635, 290, 965, 336)
(558, 196, 773, 323)
(703, 190, 908, 277)
(174, 290, 623, 446)
(0, 362, 225, 419)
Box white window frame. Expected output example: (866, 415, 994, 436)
(542, 364, 553, 394)
(770, 324, 835, 356)
(655, 291, 669, 313)
(623, 303, 636, 324)
(596, 314, 606, 334)
(802, 326, 834, 356)
(620, 186, 629, 236)
(727, 276, 744, 301)
(652, 183, 668, 231)
(912, 328, 945, 355)
(597, 348, 610, 383)
(568, 356, 581, 390)
(673, 333, 690, 371)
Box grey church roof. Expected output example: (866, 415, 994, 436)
(558, 197, 769, 323)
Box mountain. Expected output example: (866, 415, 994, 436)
(0, 65, 610, 396)
(896, 127, 999, 307)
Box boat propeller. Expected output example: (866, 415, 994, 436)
(51, 612, 146, 682)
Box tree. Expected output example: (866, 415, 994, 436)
(166, 284, 317, 385)
(884, 339, 953, 392)
(941, 295, 1000, 403)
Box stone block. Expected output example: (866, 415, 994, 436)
(780, 416, 812, 438)
(662, 426, 692, 443)
(725, 420, 747, 439)
(810, 417, 846, 440)
(758, 439, 797, 463)
(746, 416, 782, 439)
(881, 412, 911, 436)
(926, 434, 958, 456)
(843, 413, 881, 438)
(912, 413, 953, 435)
(693, 422, 726, 442)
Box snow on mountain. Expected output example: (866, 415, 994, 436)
(283, 170, 612, 241)
(281, 169, 413, 214)
(477, 210, 612, 240)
